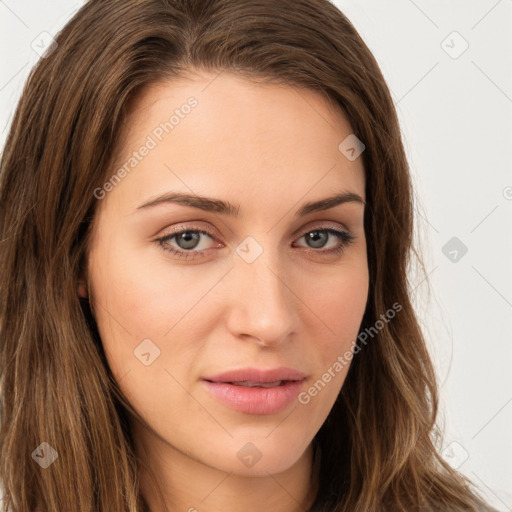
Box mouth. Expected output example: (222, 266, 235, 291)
(208, 380, 287, 388)
(203, 366, 306, 385)
(202, 367, 306, 415)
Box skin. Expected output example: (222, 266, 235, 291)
(83, 71, 369, 512)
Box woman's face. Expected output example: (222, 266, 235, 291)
(86, 71, 368, 477)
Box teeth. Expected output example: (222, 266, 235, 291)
(232, 380, 284, 388)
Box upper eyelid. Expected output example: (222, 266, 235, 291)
(158, 219, 351, 238)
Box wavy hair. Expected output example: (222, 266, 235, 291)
(0, 0, 492, 510)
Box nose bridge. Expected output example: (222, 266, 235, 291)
(226, 235, 298, 344)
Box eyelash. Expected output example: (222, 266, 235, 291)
(155, 224, 356, 261)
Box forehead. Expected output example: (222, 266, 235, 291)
(107, 71, 365, 213)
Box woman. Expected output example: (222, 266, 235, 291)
(0, 0, 496, 511)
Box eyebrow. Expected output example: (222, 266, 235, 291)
(136, 191, 365, 217)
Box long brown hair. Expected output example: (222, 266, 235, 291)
(0, 1, 492, 510)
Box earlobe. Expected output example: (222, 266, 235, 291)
(78, 280, 88, 299)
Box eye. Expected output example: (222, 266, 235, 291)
(156, 227, 218, 260)
(294, 227, 355, 256)
(155, 224, 356, 260)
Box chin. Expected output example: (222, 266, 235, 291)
(200, 434, 311, 477)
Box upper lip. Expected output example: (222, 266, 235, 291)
(203, 367, 306, 384)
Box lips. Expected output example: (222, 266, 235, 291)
(203, 367, 306, 385)
(202, 367, 306, 415)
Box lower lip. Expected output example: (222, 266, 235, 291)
(203, 379, 305, 415)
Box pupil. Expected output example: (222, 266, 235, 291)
(177, 232, 200, 250)
(307, 231, 327, 248)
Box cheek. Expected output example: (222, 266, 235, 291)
(88, 248, 208, 422)
(89, 241, 213, 335)
(297, 269, 368, 420)
(305, 262, 369, 355)
(87, 243, 223, 382)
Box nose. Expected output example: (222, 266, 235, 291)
(224, 244, 299, 347)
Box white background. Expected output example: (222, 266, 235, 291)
(1, 1, 511, 510)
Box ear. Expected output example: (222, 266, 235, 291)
(78, 278, 88, 299)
